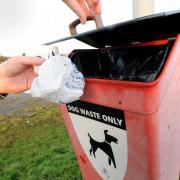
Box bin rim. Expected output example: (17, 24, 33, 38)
(81, 35, 178, 88)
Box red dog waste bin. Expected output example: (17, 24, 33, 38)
(45, 11, 180, 180)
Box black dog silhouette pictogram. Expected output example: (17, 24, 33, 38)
(88, 130, 118, 168)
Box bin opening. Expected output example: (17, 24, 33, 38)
(70, 40, 174, 82)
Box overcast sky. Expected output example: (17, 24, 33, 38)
(0, 0, 180, 56)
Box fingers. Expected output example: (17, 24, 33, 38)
(93, 0, 101, 15)
(85, 0, 101, 15)
(13, 56, 44, 66)
(63, 0, 87, 24)
(63, 0, 102, 24)
(78, 0, 91, 17)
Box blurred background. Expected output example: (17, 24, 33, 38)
(0, 0, 180, 56)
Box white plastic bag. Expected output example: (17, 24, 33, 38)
(30, 54, 85, 104)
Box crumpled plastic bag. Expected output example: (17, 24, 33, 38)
(30, 54, 85, 104)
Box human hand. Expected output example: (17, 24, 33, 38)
(0, 56, 43, 94)
(63, 0, 101, 24)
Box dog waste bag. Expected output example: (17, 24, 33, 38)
(30, 54, 85, 104)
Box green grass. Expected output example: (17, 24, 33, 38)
(0, 100, 82, 180)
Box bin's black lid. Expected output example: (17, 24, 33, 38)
(44, 10, 180, 48)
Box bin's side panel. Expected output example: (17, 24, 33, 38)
(123, 112, 158, 180)
(124, 35, 180, 180)
(155, 35, 180, 180)
(60, 105, 102, 180)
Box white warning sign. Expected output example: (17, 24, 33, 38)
(67, 101, 128, 180)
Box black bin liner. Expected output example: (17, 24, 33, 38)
(70, 41, 173, 82)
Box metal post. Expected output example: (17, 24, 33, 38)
(133, 0, 154, 18)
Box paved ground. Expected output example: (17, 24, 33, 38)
(0, 93, 51, 115)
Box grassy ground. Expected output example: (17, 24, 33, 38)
(0, 95, 82, 180)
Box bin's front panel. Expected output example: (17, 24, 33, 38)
(66, 101, 128, 180)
